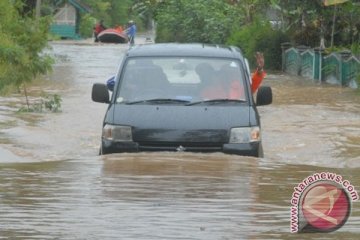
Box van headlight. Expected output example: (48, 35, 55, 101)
(102, 124, 133, 142)
(229, 127, 261, 143)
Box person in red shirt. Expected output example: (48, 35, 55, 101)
(93, 20, 106, 42)
(251, 52, 266, 94)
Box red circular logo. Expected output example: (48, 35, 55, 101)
(301, 182, 351, 232)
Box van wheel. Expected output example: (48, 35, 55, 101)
(256, 86, 272, 106)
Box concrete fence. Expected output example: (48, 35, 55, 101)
(281, 43, 360, 88)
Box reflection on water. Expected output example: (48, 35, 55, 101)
(261, 74, 360, 168)
(0, 42, 359, 239)
(0, 154, 359, 239)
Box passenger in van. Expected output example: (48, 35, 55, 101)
(196, 63, 242, 100)
(198, 52, 265, 99)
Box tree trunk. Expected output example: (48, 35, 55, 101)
(23, 84, 30, 111)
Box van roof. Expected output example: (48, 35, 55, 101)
(126, 43, 244, 59)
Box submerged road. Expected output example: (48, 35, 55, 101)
(0, 39, 359, 239)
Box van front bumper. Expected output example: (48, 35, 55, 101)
(101, 140, 261, 157)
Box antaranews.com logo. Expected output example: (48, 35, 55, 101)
(290, 172, 359, 233)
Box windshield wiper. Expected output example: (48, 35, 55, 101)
(125, 98, 191, 105)
(186, 99, 246, 106)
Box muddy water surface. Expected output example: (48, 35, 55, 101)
(0, 42, 359, 239)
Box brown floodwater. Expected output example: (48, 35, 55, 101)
(0, 41, 359, 239)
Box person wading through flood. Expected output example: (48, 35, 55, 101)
(94, 20, 106, 42)
(125, 20, 137, 46)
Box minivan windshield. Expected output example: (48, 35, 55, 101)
(115, 57, 248, 104)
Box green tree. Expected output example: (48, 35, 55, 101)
(79, 0, 111, 25)
(0, 1, 53, 93)
(227, 0, 268, 25)
(154, 0, 239, 43)
(132, 0, 161, 30)
(331, 2, 360, 47)
(81, 0, 134, 28)
(79, 13, 96, 38)
(227, 20, 289, 70)
(269, 0, 360, 48)
(272, 0, 332, 47)
(108, 0, 133, 27)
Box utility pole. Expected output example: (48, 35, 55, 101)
(35, 0, 41, 19)
(330, 5, 337, 48)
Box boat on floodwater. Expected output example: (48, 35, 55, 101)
(98, 29, 128, 44)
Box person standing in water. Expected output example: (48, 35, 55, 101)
(94, 20, 106, 42)
(125, 20, 137, 46)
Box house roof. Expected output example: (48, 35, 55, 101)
(56, 0, 91, 13)
(69, 0, 91, 13)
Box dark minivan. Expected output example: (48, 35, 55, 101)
(92, 43, 272, 157)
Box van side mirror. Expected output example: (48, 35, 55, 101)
(92, 83, 110, 103)
(256, 86, 272, 106)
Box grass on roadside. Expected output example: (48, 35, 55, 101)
(0, 76, 63, 113)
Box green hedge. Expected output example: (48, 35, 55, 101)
(227, 21, 289, 70)
(79, 13, 96, 38)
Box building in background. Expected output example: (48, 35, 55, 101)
(50, 0, 90, 39)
